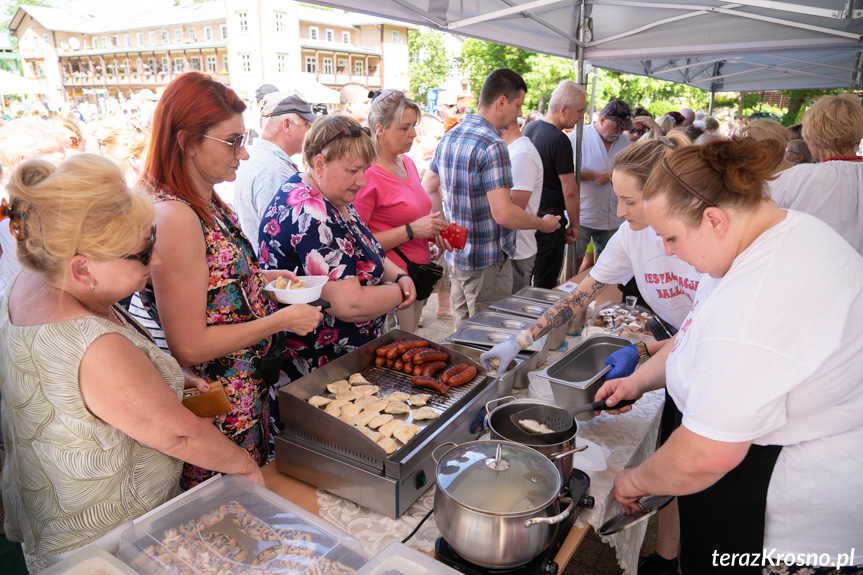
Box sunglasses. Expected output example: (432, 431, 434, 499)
(318, 125, 371, 155)
(125, 223, 157, 266)
(202, 131, 249, 156)
(371, 90, 404, 105)
(0, 198, 28, 240)
(630, 126, 649, 136)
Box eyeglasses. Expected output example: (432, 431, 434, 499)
(317, 125, 371, 155)
(0, 198, 28, 240)
(630, 126, 649, 136)
(125, 223, 157, 266)
(202, 131, 249, 156)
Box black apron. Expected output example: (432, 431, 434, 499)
(673, 409, 783, 574)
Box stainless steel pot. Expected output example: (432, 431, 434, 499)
(432, 440, 573, 569)
(485, 397, 582, 480)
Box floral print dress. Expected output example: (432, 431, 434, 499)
(139, 192, 273, 489)
(258, 182, 386, 382)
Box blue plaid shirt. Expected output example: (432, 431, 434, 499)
(430, 114, 515, 271)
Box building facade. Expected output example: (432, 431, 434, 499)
(8, 0, 411, 107)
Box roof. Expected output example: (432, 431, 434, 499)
(300, 0, 863, 91)
(10, 2, 226, 35)
(297, 5, 418, 30)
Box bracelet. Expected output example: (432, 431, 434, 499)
(395, 273, 410, 283)
(240, 451, 253, 475)
(405, 223, 414, 240)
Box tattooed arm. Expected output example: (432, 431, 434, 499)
(529, 275, 607, 341)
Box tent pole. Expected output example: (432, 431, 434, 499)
(565, 0, 588, 283)
(709, 89, 715, 115)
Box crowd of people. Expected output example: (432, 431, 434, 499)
(0, 68, 860, 575)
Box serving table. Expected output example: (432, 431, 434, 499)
(262, 270, 664, 574)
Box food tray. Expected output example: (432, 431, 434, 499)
(439, 341, 526, 393)
(464, 310, 532, 332)
(118, 475, 366, 575)
(354, 541, 461, 574)
(513, 286, 569, 305)
(592, 301, 656, 339)
(41, 545, 138, 575)
(488, 297, 572, 347)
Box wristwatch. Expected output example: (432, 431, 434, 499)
(395, 273, 410, 283)
(634, 341, 651, 363)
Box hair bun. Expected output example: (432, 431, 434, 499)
(698, 138, 782, 196)
(13, 158, 55, 188)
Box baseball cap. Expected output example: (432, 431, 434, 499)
(255, 84, 279, 103)
(260, 92, 317, 123)
(600, 100, 634, 131)
(437, 90, 458, 106)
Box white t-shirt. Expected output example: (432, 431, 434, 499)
(571, 123, 629, 230)
(508, 136, 543, 261)
(666, 210, 863, 560)
(588, 221, 701, 329)
(769, 161, 863, 255)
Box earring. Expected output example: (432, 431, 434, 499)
(189, 150, 195, 157)
(90, 281, 95, 292)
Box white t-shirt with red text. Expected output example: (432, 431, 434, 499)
(588, 221, 701, 329)
(665, 210, 863, 561)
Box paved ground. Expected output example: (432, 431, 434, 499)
(417, 293, 655, 575)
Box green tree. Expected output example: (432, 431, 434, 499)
(458, 37, 534, 98)
(522, 54, 575, 113)
(408, 28, 450, 105)
(591, 68, 710, 117)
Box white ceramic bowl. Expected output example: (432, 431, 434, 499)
(265, 275, 328, 304)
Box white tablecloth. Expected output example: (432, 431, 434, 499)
(317, 336, 665, 573)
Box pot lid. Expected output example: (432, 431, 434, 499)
(597, 495, 675, 536)
(435, 441, 561, 514)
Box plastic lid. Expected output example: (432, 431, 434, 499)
(435, 441, 561, 513)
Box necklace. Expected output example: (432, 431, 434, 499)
(52, 285, 120, 323)
(822, 155, 863, 162)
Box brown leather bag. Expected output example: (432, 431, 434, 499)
(182, 382, 231, 417)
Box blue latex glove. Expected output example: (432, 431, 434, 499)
(480, 335, 521, 373)
(604, 344, 640, 380)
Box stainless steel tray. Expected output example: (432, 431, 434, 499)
(448, 324, 549, 373)
(489, 296, 552, 318)
(464, 310, 531, 331)
(513, 286, 569, 305)
(439, 342, 527, 392)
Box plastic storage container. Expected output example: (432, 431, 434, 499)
(354, 542, 461, 574)
(41, 545, 139, 575)
(119, 475, 367, 575)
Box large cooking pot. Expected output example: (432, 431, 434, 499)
(486, 397, 581, 480)
(431, 440, 574, 569)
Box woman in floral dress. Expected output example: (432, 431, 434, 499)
(258, 113, 416, 383)
(138, 72, 323, 488)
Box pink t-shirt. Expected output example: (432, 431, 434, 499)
(353, 155, 433, 271)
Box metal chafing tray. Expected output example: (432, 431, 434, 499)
(514, 286, 569, 305)
(447, 324, 549, 371)
(484, 298, 568, 350)
(465, 310, 531, 332)
(275, 329, 493, 519)
(439, 342, 527, 391)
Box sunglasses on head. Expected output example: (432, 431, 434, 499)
(318, 125, 371, 155)
(202, 131, 249, 156)
(124, 223, 157, 266)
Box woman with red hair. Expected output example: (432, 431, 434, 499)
(137, 72, 323, 488)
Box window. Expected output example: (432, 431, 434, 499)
(162, 30, 169, 44)
(277, 53, 286, 74)
(189, 28, 196, 41)
(241, 53, 251, 73)
(206, 55, 217, 72)
(325, 29, 334, 42)
(305, 56, 317, 73)
(123, 58, 131, 73)
(337, 58, 347, 73)
(147, 57, 155, 73)
(111, 35, 118, 47)
(204, 26, 212, 41)
(309, 26, 318, 40)
(222, 55, 229, 72)
(124, 34, 131, 47)
(354, 60, 363, 75)
(238, 11, 248, 32)
(342, 31, 350, 44)
(136, 32, 143, 46)
(275, 12, 284, 33)
(190, 56, 201, 70)
(101, 36, 108, 48)
(161, 57, 169, 73)
(42, 33, 49, 45)
(174, 29, 182, 43)
(220, 25, 227, 39)
(323, 57, 332, 74)
(148, 31, 155, 46)
(391, 30, 400, 45)
(173, 57, 184, 73)
(92, 37, 99, 49)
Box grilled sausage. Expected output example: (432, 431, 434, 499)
(448, 365, 477, 387)
(386, 358, 395, 367)
(413, 365, 424, 376)
(375, 356, 386, 367)
(394, 359, 404, 371)
(397, 339, 429, 354)
(411, 376, 449, 394)
(403, 362, 414, 374)
(412, 349, 449, 364)
(440, 363, 469, 384)
(422, 361, 447, 378)
(376, 340, 401, 357)
(402, 347, 426, 362)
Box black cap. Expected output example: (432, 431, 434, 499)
(600, 100, 634, 131)
(260, 92, 317, 123)
(255, 84, 279, 103)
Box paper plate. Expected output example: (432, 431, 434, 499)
(570, 437, 609, 473)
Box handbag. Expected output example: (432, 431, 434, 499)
(182, 382, 232, 417)
(392, 246, 443, 301)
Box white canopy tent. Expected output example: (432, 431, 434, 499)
(0, 69, 52, 95)
(300, 0, 863, 92)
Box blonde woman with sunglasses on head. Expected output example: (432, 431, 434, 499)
(0, 154, 266, 566)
